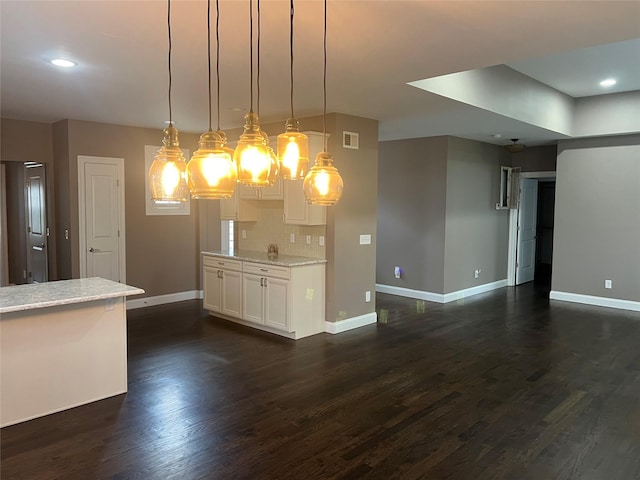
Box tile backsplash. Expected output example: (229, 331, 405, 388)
(237, 201, 326, 259)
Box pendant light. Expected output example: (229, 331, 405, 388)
(277, 0, 309, 180)
(234, 0, 272, 187)
(303, 0, 343, 205)
(149, 0, 189, 204)
(187, 0, 237, 199)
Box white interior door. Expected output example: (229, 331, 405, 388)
(25, 164, 48, 283)
(516, 178, 538, 285)
(78, 156, 125, 283)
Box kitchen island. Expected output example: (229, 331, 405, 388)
(202, 250, 326, 339)
(0, 277, 144, 427)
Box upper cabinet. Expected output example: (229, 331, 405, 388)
(220, 189, 257, 221)
(238, 179, 284, 200)
(283, 179, 326, 225)
(219, 131, 326, 224)
(283, 132, 326, 225)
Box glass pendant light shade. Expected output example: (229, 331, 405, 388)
(149, 125, 189, 203)
(187, 130, 237, 199)
(303, 151, 343, 205)
(234, 112, 273, 186)
(277, 118, 309, 180)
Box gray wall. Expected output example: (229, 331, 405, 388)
(377, 136, 447, 292)
(377, 136, 510, 295)
(325, 113, 378, 322)
(1, 118, 58, 280)
(62, 119, 201, 296)
(553, 135, 640, 302)
(444, 137, 510, 293)
(510, 144, 557, 172)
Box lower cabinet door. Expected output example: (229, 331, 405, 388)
(203, 267, 222, 312)
(242, 273, 265, 324)
(221, 270, 243, 318)
(264, 277, 290, 332)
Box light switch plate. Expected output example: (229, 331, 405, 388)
(360, 234, 371, 245)
(241, 229, 247, 239)
(319, 236, 325, 246)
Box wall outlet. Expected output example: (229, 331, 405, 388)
(605, 279, 612, 289)
(474, 269, 481, 279)
(365, 291, 371, 302)
(394, 266, 401, 279)
(241, 229, 247, 239)
(306, 235, 312, 245)
(319, 236, 325, 246)
(360, 234, 372, 245)
(289, 233, 295, 243)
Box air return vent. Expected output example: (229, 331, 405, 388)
(343, 131, 359, 149)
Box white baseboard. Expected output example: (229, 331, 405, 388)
(325, 312, 377, 334)
(376, 279, 508, 304)
(550, 291, 640, 312)
(127, 290, 202, 310)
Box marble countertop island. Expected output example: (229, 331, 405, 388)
(203, 250, 327, 267)
(0, 277, 145, 314)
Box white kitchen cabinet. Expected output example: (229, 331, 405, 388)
(283, 179, 326, 225)
(220, 189, 257, 221)
(203, 256, 243, 318)
(201, 253, 325, 339)
(242, 262, 291, 331)
(239, 179, 284, 200)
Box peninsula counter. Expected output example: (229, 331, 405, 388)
(0, 277, 144, 427)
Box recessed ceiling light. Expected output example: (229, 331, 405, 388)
(51, 58, 76, 68)
(599, 78, 616, 88)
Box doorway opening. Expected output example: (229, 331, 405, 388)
(507, 172, 556, 292)
(1, 161, 50, 285)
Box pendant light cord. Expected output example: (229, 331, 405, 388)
(207, 0, 212, 132)
(289, 0, 295, 119)
(216, 0, 221, 131)
(257, 0, 261, 116)
(323, 0, 327, 152)
(167, 0, 173, 125)
(249, 0, 254, 113)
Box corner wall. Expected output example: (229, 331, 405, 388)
(443, 137, 510, 294)
(377, 136, 448, 293)
(377, 135, 510, 299)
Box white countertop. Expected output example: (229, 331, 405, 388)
(203, 250, 327, 267)
(0, 277, 145, 314)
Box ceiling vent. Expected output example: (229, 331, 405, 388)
(343, 131, 359, 149)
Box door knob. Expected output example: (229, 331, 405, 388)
(89, 247, 101, 253)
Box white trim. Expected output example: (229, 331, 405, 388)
(78, 156, 126, 284)
(549, 291, 640, 312)
(325, 312, 377, 334)
(376, 279, 508, 304)
(127, 290, 202, 310)
(376, 284, 444, 303)
(506, 171, 557, 287)
(507, 208, 518, 286)
(521, 171, 556, 179)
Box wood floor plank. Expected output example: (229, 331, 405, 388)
(2, 285, 640, 479)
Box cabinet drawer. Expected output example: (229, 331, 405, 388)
(203, 256, 242, 271)
(243, 262, 290, 280)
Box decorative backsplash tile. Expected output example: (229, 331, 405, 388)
(237, 201, 326, 259)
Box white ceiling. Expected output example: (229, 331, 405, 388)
(1, 1, 639, 147)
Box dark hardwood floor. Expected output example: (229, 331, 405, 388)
(2, 286, 640, 479)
